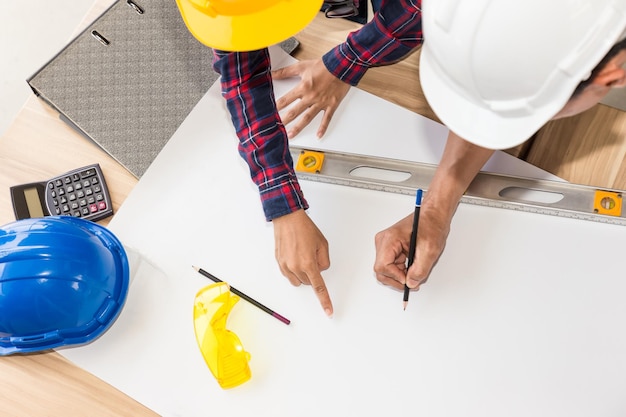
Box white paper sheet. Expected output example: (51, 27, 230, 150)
(59, 46, 626, 417)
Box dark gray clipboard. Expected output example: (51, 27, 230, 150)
(27, 0, 299, 178)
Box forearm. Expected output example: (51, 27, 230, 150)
(322, 0, 423, 85)
(213, 49, 308, 220)
(426, 131, 495, 218)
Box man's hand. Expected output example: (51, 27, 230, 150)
(373, 194, 451, 291)
(272, 59, 350, 139)
(373, 131, 495, 292)
(273, 209, 334, 317)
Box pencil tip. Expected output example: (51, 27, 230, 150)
(403, 301, 408, 311)
(192, 265, 198, 271)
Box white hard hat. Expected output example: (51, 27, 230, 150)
(420, 0, 626, 149)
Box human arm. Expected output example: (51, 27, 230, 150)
(273, 209, 333, 317)
(273, 0, 423, 138)
(212, 49, 333, 316)
(373, 131, 495, 290)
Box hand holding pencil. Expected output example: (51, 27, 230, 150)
(374, 188, 455, 306)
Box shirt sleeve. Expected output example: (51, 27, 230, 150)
(212, 48, 308, 221)
(323, 0, 423, 85)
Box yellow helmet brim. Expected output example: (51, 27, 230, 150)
(176, 0, 323, 51)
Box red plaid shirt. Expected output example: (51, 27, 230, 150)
(213, 0, 423, 221)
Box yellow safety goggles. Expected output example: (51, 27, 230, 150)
(193, 282, 251, 389)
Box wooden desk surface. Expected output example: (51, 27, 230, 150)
(528, 105, 626, 189)
(0, 2, 624, 415)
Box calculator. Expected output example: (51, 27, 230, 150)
(10, 164, 113, 222)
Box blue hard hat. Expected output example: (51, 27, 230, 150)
(0, 216, 129, 355)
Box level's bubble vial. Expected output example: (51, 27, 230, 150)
(593, 190, 622, 217)
(296, 150, 325, 173)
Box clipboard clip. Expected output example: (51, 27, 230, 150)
(127, 0, 145, 14)
(91, 30, 110, 46)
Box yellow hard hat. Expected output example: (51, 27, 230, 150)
(175, 0, 323, 51)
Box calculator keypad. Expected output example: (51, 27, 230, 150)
(46, 165, 112, 221)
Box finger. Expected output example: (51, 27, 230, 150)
(276, 89, 301, 113)
(406, 247, 442, 289)
(316, 106, 336, 138)
(307, 271, 334, 318)
(407, 262, 434, 288)
(406, 273, 428, 290)
(375, 272, 405, 291)
(374, 258, 406, 287)
(271, 63, 301, 80)
(316, 244, 331, 271)
(281, 100, 312, 127)
(287, 105, 324, 138)
(373, 234, 408, 287)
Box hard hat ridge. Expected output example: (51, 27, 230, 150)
(187, 0, 282, 16)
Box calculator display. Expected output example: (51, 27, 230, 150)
(23, 186, 45, 218)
